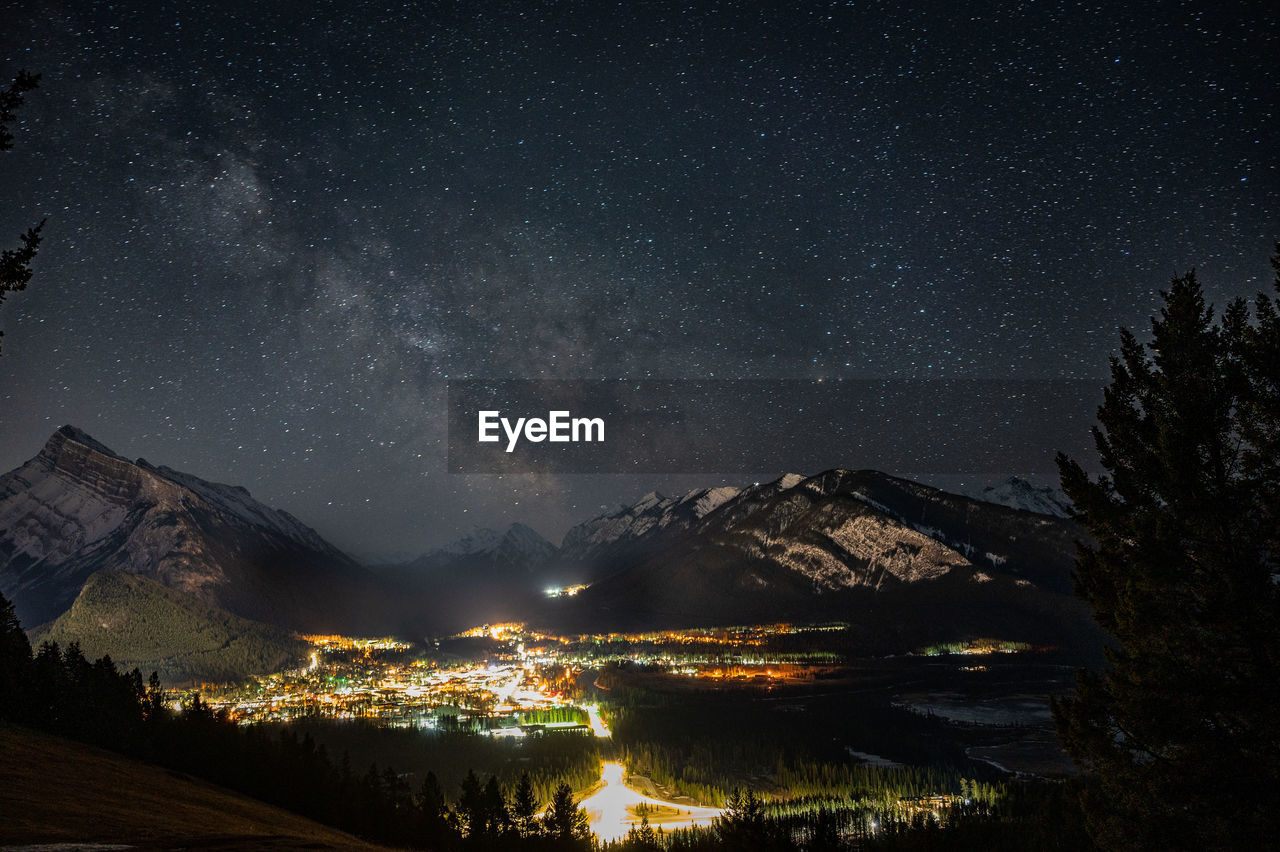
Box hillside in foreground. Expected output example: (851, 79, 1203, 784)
(0, 722, 393, 850)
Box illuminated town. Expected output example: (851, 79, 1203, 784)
(189, 623, 1052, 840)
(203, 624, 1040, 731)
(204, 622, 857, 729)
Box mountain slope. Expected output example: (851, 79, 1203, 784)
(0, 426, 380, 633)
(546, 470, 1095, 651)
(557, 482, 748, 582)
(33, 570, 307, 685)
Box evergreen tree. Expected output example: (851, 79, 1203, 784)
(143, 670, 165, 723)
(511, 771, 541, 838)
(480, 774, 509, 838)
(1055, 261, 1280, 850)
(716, 787, 774, 849)
(418, 770, 452, 846)
(0, 70, 44, 354)
(0, 591, 32, 721)
(622, 816, 661, 851)
(542, 781, 591, 849)
(457, 769, 486, 838)
(0, 70, 39, 151)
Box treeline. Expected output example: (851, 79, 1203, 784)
(597, 783, 1091, 851)
(518, 705, 589, 726)
(915, 639, 1032, 656)
(277, 717, 601, 809)
(603, 673, 981, 805)
(570, 638, 841, 666)
(31, 570, 306, 685)
(615, 740, 975, 810)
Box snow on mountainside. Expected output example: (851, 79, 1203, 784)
(776, 473, 806, 490)
(680, 486, 742, 519)
(495, 522, 558, 565)
(559, 476, 808, 562)
(435, 527, 504, 557)
(686, 471, 983, 591)
(0, 426, 369, 631)
(412, 522, 557, 568)
(969, 476, 1073, 518)
(143, 463, 345, 557)
(546, 469, 1094, 645)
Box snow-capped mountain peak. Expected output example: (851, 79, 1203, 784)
(970, 476, 1073, 518)
(436, 527, 504, 557)
(415, 522, 557, 567)
(632, 491, 667, 513)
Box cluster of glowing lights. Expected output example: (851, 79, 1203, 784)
(455, 623, 526, 640)
(544, 583, 590, 598)
(300, 634, 411, 652)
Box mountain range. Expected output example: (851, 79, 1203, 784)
(539, 470, 1094, 650)
(400, 522, 558, 576)
(1, 426, 1098, 679)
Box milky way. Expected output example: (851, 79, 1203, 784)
(0, 1, 1275, 556)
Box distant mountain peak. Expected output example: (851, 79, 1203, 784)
(558, 481, 747, 568)
(408, 523, 557, 572)
(503, 521, 553, 548)
(436, 527, 503, 556)
(971, 476, 1073, 518)
(430, 522, 555, 559)
(674, 485, 740, 518)
(549, 467, 1093, 646)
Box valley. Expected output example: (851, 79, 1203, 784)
(1, 426, 1094, 847)
(183, 621, 1079, 841)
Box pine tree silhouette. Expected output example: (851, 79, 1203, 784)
(0, 70, 43, 355)
(1055, 256, 1280, 849)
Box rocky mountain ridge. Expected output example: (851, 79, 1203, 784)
(410, 522, 557, 570)
(968, 476, 1074, 518)
(0, 426, 375, 633)
(543, 469, 1094, 649)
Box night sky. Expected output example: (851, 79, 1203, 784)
(0, 1, 1275, 558)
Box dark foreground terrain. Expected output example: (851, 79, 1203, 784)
(0, 722, 393, 850)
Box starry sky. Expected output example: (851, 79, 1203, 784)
(0, 0, 1275, 558)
